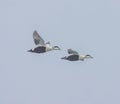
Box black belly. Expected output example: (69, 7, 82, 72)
(67, 55, 79, 61)
(34, 46, 46, 53)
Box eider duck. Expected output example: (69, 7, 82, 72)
(61, 49, 93, 61)
(28, 30, 60, 53)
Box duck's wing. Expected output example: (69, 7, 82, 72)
(67, 49, 78, 55)
(33, 30, 45, 45)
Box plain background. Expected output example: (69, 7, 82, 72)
(0, 0, 120, 104)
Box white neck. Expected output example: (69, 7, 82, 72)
(46, 44, 53, 51)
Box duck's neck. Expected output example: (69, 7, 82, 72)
(45, 44, 53, 51)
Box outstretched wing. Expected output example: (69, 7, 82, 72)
(33, 30, 45, 45)
(67, 49, 78, 55)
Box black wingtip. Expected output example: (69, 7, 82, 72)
(61, 56, 67, 60)
(27, 49, 33, 52)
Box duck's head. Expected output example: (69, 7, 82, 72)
(85, 54, 93, 59)
(53, 46, 61, 50)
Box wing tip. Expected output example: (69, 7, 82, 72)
(33, 30, 38, 34)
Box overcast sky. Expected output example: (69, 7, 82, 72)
(0, 0, 120, 104)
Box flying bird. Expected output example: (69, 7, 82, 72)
(61, 49, 93, 61)
(28, 30, 61, 53)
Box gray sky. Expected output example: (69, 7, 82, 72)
(0, 0, 120, 104)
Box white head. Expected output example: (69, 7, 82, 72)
(52, 46, 61, 50)
(85, 54, 93, 59)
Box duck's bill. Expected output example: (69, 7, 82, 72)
(90, 56, 93, 58)
(58, 47, 61, 50)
